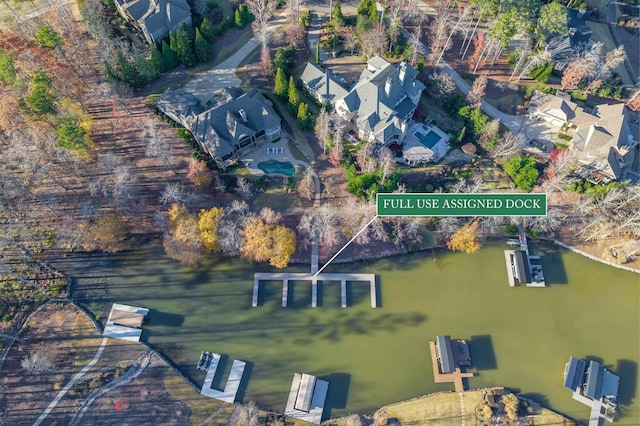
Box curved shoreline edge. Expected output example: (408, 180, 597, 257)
(292, 238, 640, 274)
(550, 239, 640, 274)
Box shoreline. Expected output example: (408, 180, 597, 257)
(292, 236, 640, 273)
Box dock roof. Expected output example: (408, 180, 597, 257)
(436, 335, 456, 374)
(585, 360, 604, 400)
(295, 374, 317, 412)
(563, 356, 586, 391)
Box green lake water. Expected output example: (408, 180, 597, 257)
(75, 241, 640, 423)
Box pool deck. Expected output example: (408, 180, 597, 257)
(252, 272, 376, 308)
(428, 341, 474, 392)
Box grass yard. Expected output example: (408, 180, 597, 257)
(253, 187, 303, 210)
(163, 370, 227, 424)
(69, 309, 105, 368)
(384, 391, 484, 425)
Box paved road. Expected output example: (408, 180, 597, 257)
(33, 337, 109, 426)
(183, 13, 287, 104)
(436, 62, 526, 135)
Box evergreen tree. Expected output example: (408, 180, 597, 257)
(195, 28, 211, 63)
(161, 40, 179, 69)
(357, 0, 371, 16)
(315, 42, 320, 64)
(103, 61, 119, 82)
(200, 18, 214, 43)
(368, 1, 378, 23)
(0, 49, 17, 85)
(150, 44, 165, 72)
(133, 46, 158, 84)
(274, 67, 288, 98)
(331, 2, 344, 27)
(287, 76, 299, 113)
(242, 4, 255, 23)
(117, 51, 142, 89)
(297, 102, 310, 129)
(175, 26, 196, 67)
(235, 6, 245, 28)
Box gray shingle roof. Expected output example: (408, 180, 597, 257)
(157, 88, 280, 161)
(436, 335, 455, 374)
(336, 56, 424, 144)
(115, 0, 191, 43)
(299, 63, 348, 103)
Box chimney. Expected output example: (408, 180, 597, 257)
(399, 62, 407, 84)
(385, 77, 392, 97)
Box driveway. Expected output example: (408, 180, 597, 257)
(183, 13, 287, 104)
(436, 62, 526, 135)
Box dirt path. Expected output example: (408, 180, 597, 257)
(33, 337, 109, 426)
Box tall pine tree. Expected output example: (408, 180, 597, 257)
(150, 44, 165, 72)
(274, 67, 288, 98)
(175, 26, 196, 67)
(200, 18, 214, 43)
(287, 76, 299, 113)
(161, 39, 178, 69)
(195, 28, 211, 63)
(297, 102, 311, 129)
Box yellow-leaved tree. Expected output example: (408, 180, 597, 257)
(164, 204, 204, 266)
(240, 217, 296, 268)
(446, 221, 481, 254)
(81, 215, 126, 253)
(198, 207, 224, 252)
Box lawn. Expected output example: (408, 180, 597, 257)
(163, 370, 227, 424)
(384, 391, 484, 425)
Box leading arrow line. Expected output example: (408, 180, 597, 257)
(313, 215, 378, 277)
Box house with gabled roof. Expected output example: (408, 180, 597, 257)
(114, 0, 192, 45)
(299, 56, 425, 146)
(157, 87, 281, 169)
(308, 56, 423, 146)
(299, 63, 349, 106)
(529, 91, 639, 182)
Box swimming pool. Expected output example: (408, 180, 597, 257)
(418, 130, 441, 149)
(258, 160, 295, 176)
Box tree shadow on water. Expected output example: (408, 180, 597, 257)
(320, 372, 351, 421)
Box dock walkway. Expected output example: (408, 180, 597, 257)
(428, 341, 473, 392)
(252, 272, 376, 308)
(199, 353, 246, 404)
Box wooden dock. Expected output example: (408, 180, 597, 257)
(282, 280, 289, 307)
(428, 341, 473, 392)
(312, 279, 317, 308)
(252, 273, 376, 308)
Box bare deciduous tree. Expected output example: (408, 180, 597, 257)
(378, 147, 396, 186)
(297, 167, 316, 200)
(466, 73, 488, 108)
(236, 177, 253, 199)
(246, 0, 277, 74)
(489, 132, 522, 160)
(238, 401, 259, 426)
(21, 346, 56, 375)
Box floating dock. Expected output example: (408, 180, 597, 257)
(199, 353, 246, 404)
(504, 225, 546, 287)
(284, 373, 329, 425)
(252, 273, 376, 308)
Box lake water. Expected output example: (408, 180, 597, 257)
(75, 241, 639, 423)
